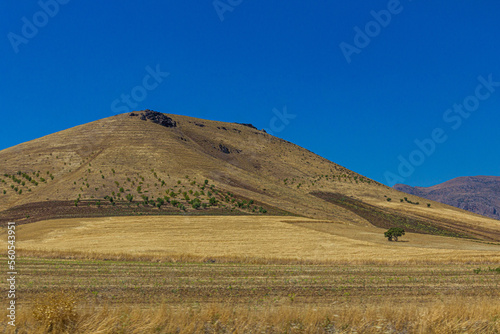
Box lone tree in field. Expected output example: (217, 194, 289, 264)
(384, 227, 405, 242)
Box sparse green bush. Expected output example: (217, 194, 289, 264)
(384, 227, 405, 242)
(191, 198, 202, 209)
(156, 198, 165, 209)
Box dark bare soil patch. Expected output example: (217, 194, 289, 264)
(0, 199, 294, 227)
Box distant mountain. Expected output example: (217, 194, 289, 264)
(394, 176, 500, 220)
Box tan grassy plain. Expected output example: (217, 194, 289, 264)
(6, 215, 500, 264)
(3, 296, 500, 334)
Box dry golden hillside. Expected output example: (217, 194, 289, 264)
(1, 110, 499, 241)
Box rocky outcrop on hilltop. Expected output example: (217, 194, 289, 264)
(130, 109, 177, 128)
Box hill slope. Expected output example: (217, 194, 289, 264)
(394, 176, 500, 220)
(1, 110, 499, 241)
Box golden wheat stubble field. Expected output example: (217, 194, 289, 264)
(1, 215, 500, 333)
(9, 215, 500, 264)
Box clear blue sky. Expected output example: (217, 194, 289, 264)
(2, 1, 499, 187)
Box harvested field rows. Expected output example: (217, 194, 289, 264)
(1, 256, 500, 333)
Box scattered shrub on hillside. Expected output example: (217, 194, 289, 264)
(126, 194, 134, 202)
(427, 203, 431, 207)
(191, 198, 202, 209)
(156, 198, 165, 209)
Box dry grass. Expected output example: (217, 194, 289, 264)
(32, 291, 78, 333)
(2, 253, 499, 333)
(5, 216, 500, 265)
(2, 296, 500, 333)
